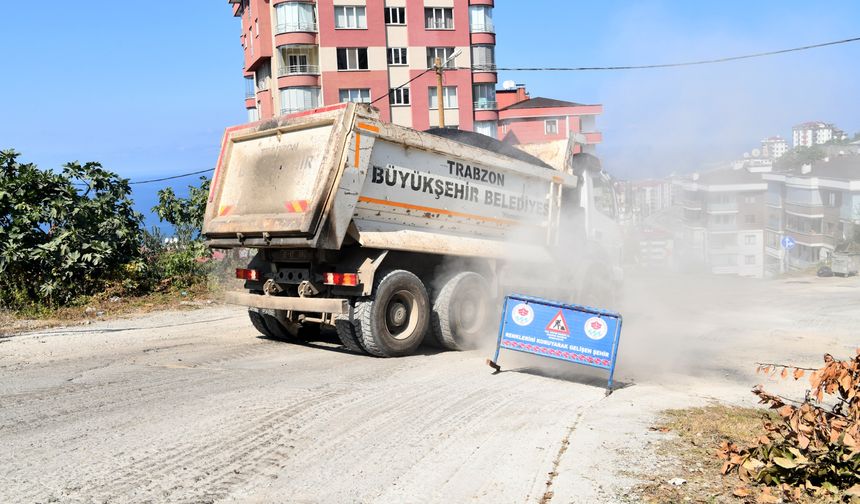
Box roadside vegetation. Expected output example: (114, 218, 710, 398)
(0, 149, 221, 327)
(635, 350, 860, 504)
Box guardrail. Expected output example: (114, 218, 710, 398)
(276, 22, 317, 34)
(278, 64, 320, 77)
(473, 100, 497, 110)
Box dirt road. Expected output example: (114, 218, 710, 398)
(2, 273, 857, 503)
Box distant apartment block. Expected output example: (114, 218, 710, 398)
(495, 85, 603, 154)
(230, 0, 499, 135)
(760, 136, 788, 159)
(616, 179, 675, 222)
(676, 166, 768, 278)
(792, 121, 847, 148)
(762, 154, 860, 275)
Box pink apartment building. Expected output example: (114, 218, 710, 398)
(230, 0, 500, 136)
(496, 85, 603, 154)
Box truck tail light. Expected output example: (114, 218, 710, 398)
(323, 272, 358, 287)
(236, 268, 260, 281)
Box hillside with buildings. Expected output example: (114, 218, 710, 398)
(621, 120, 860, 278)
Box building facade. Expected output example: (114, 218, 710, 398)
(676, 167, 768, 278)
(496, 91, 603, 154)
(792, 121, 847, 148)
(760, 136, 788, 159)
(762, 155, 860, 275)
(230, 0, 499, 135)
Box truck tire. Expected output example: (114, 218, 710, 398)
(430, 272, 491, 350)
(334, 307, 369, 354)
(249, 308, 275, 337)
(354, 270, 430, 357)
(261, 310, 303, 341)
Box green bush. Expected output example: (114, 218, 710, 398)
(0, 150, 143, 309)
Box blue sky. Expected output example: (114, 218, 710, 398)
(2, 1, 859, 225)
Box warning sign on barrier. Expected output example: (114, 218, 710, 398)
(487, 295, 623, 392)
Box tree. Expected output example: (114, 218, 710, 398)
(152, 176, 211, 244)
(774, 145, 826, 171)
(148, 176, 212, 288)
(0, 150, 143, 308)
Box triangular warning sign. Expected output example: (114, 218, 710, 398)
(545, 310, 570, 335)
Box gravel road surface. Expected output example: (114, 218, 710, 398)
(2, 272, 857, 503)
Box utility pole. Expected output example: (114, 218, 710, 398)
(435, 56, 445, 128)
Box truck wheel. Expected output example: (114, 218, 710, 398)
(354, 270, 430, 357)
(248, 308, 276, 338)
(334, 306, 369, 354)
(431, 272, 491, 350)
(262, 310, 301, 342)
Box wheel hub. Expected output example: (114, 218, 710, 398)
(389, 303, 407, 326)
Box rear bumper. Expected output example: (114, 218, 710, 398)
(224, 291, 348, 314)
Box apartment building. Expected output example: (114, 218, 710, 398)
(615, 179, 675, 223)
(760, 136, 788, 159)
(762, 154, 860, 275)
(676, 166, 768, 278)
(792, 121, 847, 148)
(230, 0, 499, 135)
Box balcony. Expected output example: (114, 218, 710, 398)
(582, 131, 603, 144)
(278, 64, 320, 77)
(473, 100, 497, 110)
(706, 202, 738, 213)
(682, 199, 702, 210)
(276, 21, 317, 34)
(784, 202, 824, 217)
(472, 63, 497, 72)
(470, 22, 495, 33)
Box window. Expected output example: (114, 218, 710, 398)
(591, 175, 616, 218)
(247, 107, 259, 123)
(428, 86, 458, 109)
(469, 5, 493, 33)
(387, 47, 408, 66)
(473, 83, 496, 109)
(279, 46, 319, 75)
(744, 235, 756, 245)
(745, 214, 756, 224)
(474, 120, 497, 139)
(471, 45, 495, 71)
(744, 195, 756, 204)
(426, 47, 456, 69)
(334, 6, 366, 29)
(336, 48, 369, 70)
(244, 76, 255, 99)
(745, 255, 756, 265)
(390, 86, 410, 106)
(280, 87, 320, 114)
(339, 88, 371, 103)
(255, 65, 271, 91)
(276, 2, 317, 33)
(425, 7, 454, 29)
(385, 7, 406, 25)
(545, 119, 558, 135)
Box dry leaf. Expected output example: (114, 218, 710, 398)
(733, 486, 750, 497)
(793, 368, 805, 380)
(756, 488, 780, 504)
(781, 367, 788, 379)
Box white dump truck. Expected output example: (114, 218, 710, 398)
(203, 103, 622, 357)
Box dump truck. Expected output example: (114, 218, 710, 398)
(203, 103, 622, 357)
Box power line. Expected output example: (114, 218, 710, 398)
(482, 35, 860, 72)
(370, 67, 435, 105)
(71, 168, 212, 187)
(127, 168, 212, 185)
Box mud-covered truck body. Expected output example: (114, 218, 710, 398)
(204, 103, 622, 357)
